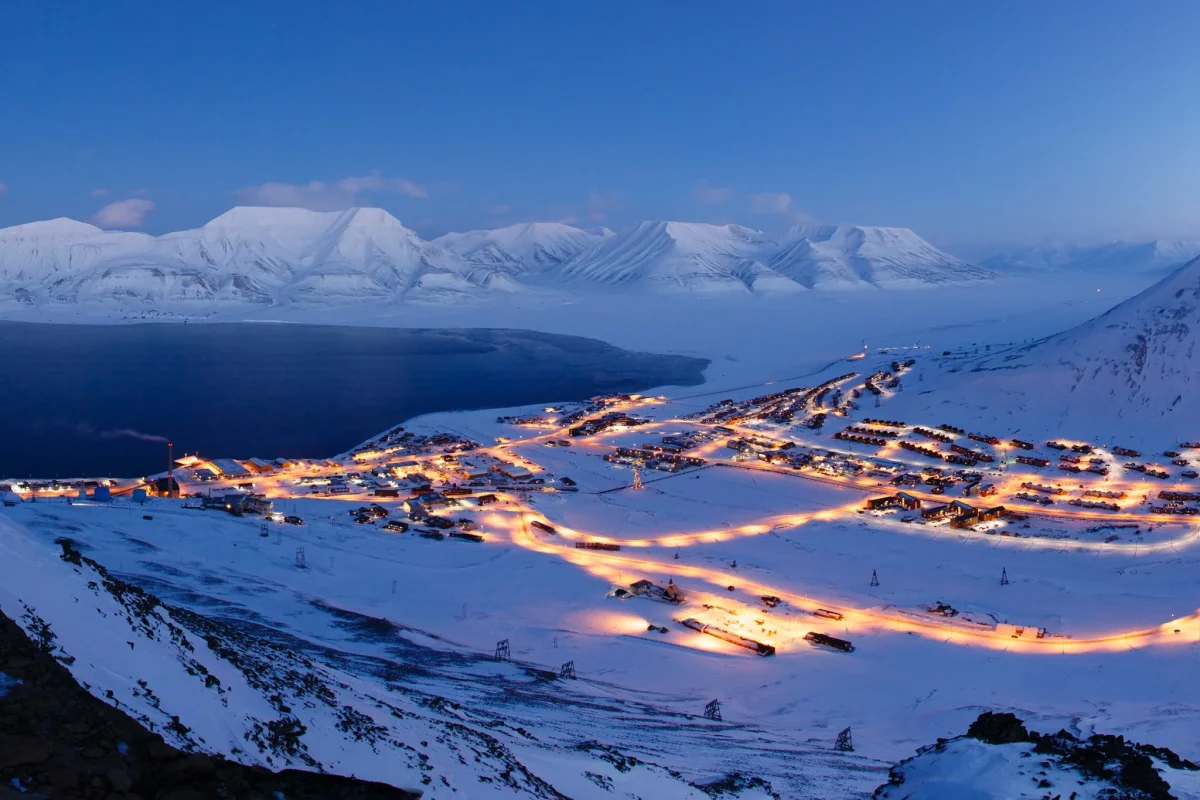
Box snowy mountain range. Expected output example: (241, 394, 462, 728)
(890, 253, 1200, 444)
(978, 238, 1200, 275)
(0, 207, 994, 308)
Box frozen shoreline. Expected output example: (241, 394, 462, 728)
(0, 272, 1153, 389)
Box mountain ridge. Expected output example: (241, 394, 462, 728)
(0, 207, 995, 307)
(980, 238, 1200, 275)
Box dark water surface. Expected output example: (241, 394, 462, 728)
(0, 323, 707, 478)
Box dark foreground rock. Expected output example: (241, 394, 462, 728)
(875, 711, 1199, 800)
(0, 609, 420, 800)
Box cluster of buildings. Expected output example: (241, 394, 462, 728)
(1150, 490, 1200, 516)
(605, 446, 705, 473)
(1123, 462, 1171, 480)
(913, 427, 954, 444)
(689, 373, 858, 429)
(557, 393, 655, 430)
(865, 493, 1011, 529)
(198, 492, 273, 517)
(863, 369, 899, 396)
(568, 411, 650, 438)
(834, 430, 888, 448)
(1069, 498, 1121, 512)
(495, 414, 557, 427)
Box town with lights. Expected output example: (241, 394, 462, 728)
(12, 347, 1200, 664)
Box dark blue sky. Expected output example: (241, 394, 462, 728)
(2, 1, 1199, 244)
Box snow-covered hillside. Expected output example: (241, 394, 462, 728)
(0, 210, 994, 311)
(557, 221, 992, 293)
(887, 254, 1200, 444)
(0, 495, 867, 798)
(435, 221, 609, 274)
(555, 221, 796, 293)
(0, 207, 496, 307)
(876, 712, 1200, 799)
(770, 224, 993, 288)
(980, 238, 1200, 276)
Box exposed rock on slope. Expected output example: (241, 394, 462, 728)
(875, 712, 1199, 799)
(0, 605, 418, 800)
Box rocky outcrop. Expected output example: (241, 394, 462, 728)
(0, 608, 420, 800)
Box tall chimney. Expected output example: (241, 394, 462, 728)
(167, 441, 175, 498)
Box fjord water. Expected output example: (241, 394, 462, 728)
(0, 323, 707, 479)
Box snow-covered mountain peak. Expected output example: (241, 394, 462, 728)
(0, 218, 104, 240)
(0, 208, 995, 307)
(769, 223, 993, 288)
(637, 220, 767, 248)
(201, 206, 418, 241)
(436, 221, 606, 271)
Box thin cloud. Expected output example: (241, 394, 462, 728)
(90, 188, 109, 198)
(0, 181, 7, 195)
(90, 198, 155, 229)
(236, 170, 428, 210)
(747, 192, 794, 214)
(485, 203, 513, 215)
(586, 189, 623, 221)
(693, 183, 732, 206)
(747, 191, 819, 226)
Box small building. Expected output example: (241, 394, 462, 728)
(93, 485, 112, 502)
(203, 492, 272, 516)
(895, 492, 921, 510)
(980, 506, 1006, 521)
(211, 459, 251, 479)
(495, 463, 534, 481)
(921, 504, 953, 521)
(950, 513, 981, 529)
(454, 462, 491, 481)
(866, 496, 896, 511)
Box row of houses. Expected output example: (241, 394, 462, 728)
(569, 412, 650, 438)
(605, 447, 705, 473)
